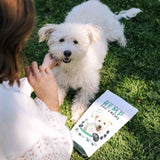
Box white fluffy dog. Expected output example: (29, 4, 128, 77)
(38, 0, 141, 122)
(84, 114, 112, 135)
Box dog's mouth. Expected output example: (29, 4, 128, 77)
(96, 126, 102, 131)
(63, 57, 71, 63)
(50, 54, 71, 64)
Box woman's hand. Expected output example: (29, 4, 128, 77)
(25, 61, 60, 112)
(42, 53, 60, 69)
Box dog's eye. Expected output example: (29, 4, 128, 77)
(59, 38, 65, 42)
(73, 40, 78, 44)
(98, 120, 101, 122)
(104, 122, 106, 125)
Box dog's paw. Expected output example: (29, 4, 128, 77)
(71, 116, 80, 123)
(71, 104, 87, 123)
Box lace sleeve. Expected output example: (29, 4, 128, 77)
(34, 98, 67, 129)
(8, 137, 72, 160)
(7, 98, 73, 160)
(33, 98, 73, 155)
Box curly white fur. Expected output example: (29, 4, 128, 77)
(38, 0, 141, 122)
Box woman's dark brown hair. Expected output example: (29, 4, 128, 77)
(0, 0, 35, 86)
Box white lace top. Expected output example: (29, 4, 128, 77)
(0, 78, 73, 160)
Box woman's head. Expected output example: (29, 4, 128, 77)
(0, 0, 35, 85)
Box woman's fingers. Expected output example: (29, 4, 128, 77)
(31, 61, 39, 74)
(45, 67, 52, 74)
(42, 53, 60, 69)
(39, 66, 45, 72)
(39, 66, 46, 77)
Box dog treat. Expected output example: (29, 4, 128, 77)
(71, 90, 138, 157)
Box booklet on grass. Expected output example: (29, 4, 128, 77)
(71, 90, 138, 157)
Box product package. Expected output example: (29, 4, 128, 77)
(71, 90, 138, 157)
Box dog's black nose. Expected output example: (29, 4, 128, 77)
(98, 125, 102, 129)
(64, 50, 72, 57)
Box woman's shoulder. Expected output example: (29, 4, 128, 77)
(0, 78, 33, 96)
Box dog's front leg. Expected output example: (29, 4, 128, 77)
(71, 87, 98, 123)
(58, 86, 68, 106)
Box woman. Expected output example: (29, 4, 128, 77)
(0, 0, 73, 159)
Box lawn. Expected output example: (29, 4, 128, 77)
(25, 0, 160, 159)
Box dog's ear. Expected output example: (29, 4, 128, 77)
(38, 24, 57, 42)
(95, 115, 99, 119)
(85, 24, 101, 43)
(92, 112, 100, 119)
(108, 121, 113, 126)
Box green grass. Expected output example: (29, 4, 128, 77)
(25, 0, 160, 159)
